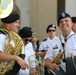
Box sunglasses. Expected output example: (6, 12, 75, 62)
(24, 39, 32, 42)
(48, 30, 56, 32)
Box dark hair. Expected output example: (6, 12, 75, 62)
(71, 17, 76, 23)
(46, 24, 56, 33)
(19, 27, 33, 38)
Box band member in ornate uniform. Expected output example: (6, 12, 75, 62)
(0, 12, 28, 75)
(44, 12, 76, 75)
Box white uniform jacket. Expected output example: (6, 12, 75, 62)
(0, 34, 7, 52)
(19, 42, 36, 75)
(44, 31, 76, 72)
(39, 36, 61, 53)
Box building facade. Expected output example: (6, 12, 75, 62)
(14, 0, 76, 40)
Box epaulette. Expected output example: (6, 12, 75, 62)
(42, 39, 47, 42)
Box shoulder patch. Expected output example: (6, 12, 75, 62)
(42, 39, 47, 42)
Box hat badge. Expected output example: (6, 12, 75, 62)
(52, 24, 55, 28)
(61, 12, 66, 17)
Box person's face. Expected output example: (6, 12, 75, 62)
(22, 37, 32, 45)
(47, 27, 56, 39)
(72, 23, 76, 33)
(59, 17, 73, 32)
(32, 36, 38, 43)
(7, 20, 20, 33)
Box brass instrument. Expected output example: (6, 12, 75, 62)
(48, 38, 66, 74)
(0, 0, 13, 18)
(52, 36, 67, 65)
(28, 55, 40, 75)
(0, 29, 24, 75)
(52, 46, 66, 65)
(0, 0, 23, 74)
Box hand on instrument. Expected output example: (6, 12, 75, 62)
(49, 62, 60, 71)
